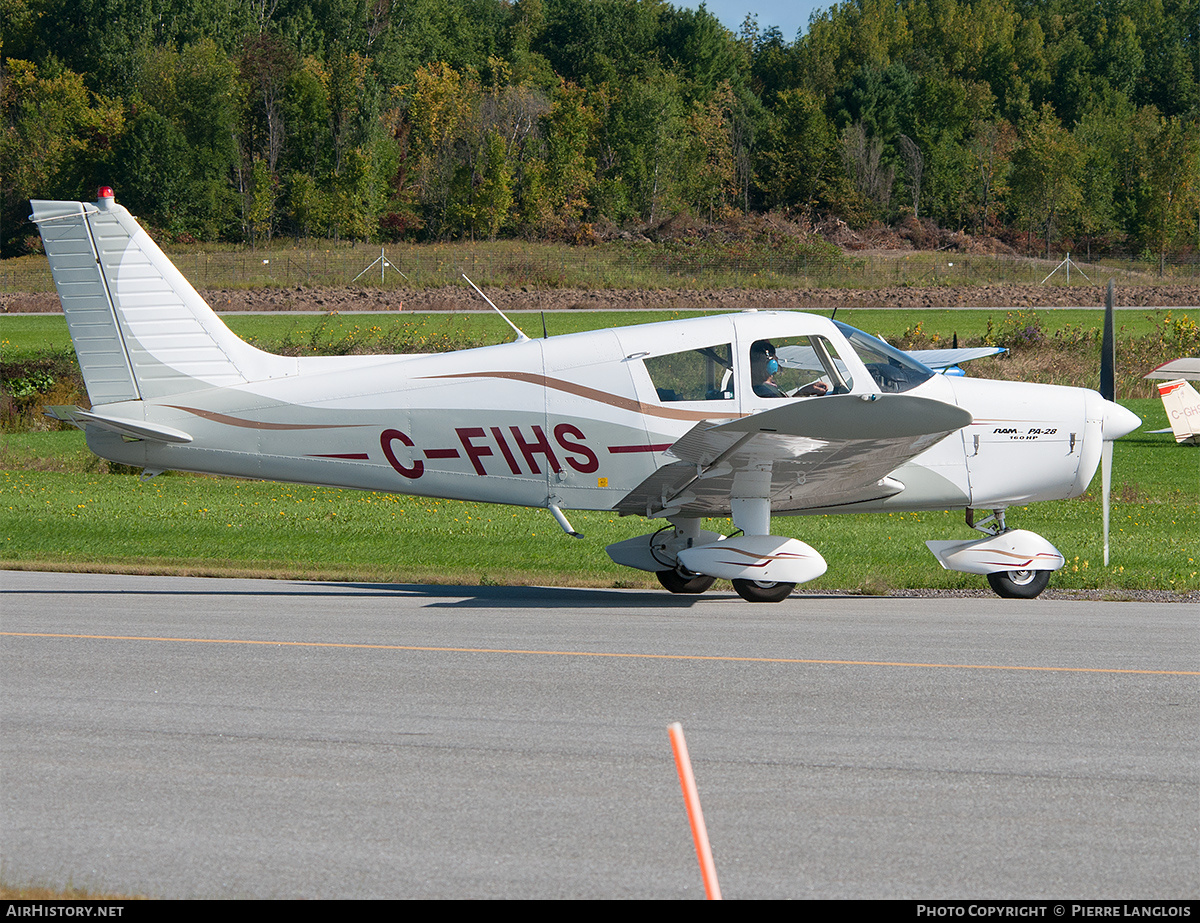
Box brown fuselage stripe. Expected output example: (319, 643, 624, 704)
(166, 405, 370, 431)
(420, 371, 744, 422)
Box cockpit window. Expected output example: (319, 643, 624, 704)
(750, 336, 852, 398)
(833, 321, 935, 393)
(644, 343, 734, 402)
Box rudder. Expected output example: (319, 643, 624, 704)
(31, 190, 295, 406)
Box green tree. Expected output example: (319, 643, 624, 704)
(1009, 104, 1082, 256)
(910, 73, 990, 228)
(797, 0, 911, 101)
(599, 69, 689, 225)
(29, 0, 155, 95)
(660, 5, 742, 102)
(110, 109, 193, 232)
(474, 129, 515, 239)
(1072, 90, 1134, 256)
(503, 0, 556, 88)
(681, 81, 740, 220)
(245, 155, 276, 245)
(1140, 115, 1200, 272)
(371, 0, 503, 88)
(137, 40, 241, 237)
(407, 61, 477, 237)
(757, 87, 840, 217)
(537, 0, 666, 87)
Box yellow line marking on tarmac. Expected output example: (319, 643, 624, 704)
(3, 632, 1197, 676)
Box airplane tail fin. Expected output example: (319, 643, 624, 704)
(30, 191, 295, 406)
(1157, 379, 1200, 444)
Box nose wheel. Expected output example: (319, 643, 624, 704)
(986, 569, 1050, 599)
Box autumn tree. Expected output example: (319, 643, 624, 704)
(1, 58, 123, 255)
(968, 117, 1015, 234)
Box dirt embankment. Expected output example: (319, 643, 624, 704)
(4, 283, 1200, 315)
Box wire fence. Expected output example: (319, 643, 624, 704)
(2, 244, 1196, 296)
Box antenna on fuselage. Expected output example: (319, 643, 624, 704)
(462, 273, 529, 342)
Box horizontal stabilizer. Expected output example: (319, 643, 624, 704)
(45, 405, 192, 444)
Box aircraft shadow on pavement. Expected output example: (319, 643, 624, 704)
(4, 576, 847, 608)
(316, 582, 725, 609)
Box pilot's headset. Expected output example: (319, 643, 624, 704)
(760, 342, 780, 376)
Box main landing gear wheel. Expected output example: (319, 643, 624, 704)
(732, 579, 796, 603)
(656, 568, 716, 594)
(986, 569, 1051, 599)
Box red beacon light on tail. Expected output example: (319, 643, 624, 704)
(97, 186, 115, 207)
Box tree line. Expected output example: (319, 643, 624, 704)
(2, 0, 1197, 260)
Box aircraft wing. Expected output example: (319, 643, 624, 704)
(615, 394, 972, 518)
(1144, 357, 1200, 382)
(906, 347, 1006, 369)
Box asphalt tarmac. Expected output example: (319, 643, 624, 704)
(2, 570, 1196, 899)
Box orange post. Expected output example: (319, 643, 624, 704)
(668, 722, 722, 900)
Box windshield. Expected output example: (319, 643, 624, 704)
(833, 321, 935, 393)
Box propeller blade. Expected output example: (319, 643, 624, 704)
(1102, 440, 1113, 566)
(1100, 280, 1115, 401)
(1100, 280, 1117, 565)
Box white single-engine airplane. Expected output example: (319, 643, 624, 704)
(30, 190, 1141, 601)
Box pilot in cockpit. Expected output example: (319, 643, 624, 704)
(751, 340, 828, 398)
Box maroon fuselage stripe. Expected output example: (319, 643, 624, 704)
(607, 444, 672, 454)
